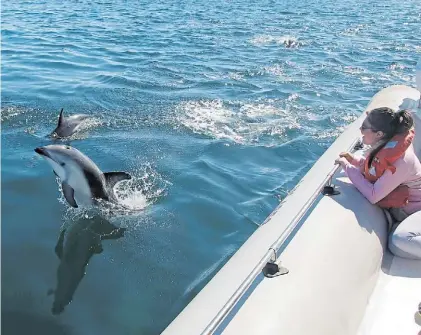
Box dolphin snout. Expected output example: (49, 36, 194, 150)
(34, 147, 50, 158)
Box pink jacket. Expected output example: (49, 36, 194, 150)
(343, 145, 421, 215)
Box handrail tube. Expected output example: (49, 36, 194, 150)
(200, 137, 361, 335)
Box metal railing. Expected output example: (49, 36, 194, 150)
(200, 137, 362, 335)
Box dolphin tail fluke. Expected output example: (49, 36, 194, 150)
(104, 172, 131, 189)
(62, 182, 78, 208)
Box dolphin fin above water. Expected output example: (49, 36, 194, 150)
(62, 182, 78, 208)
(57, 108, 65, 128)
(51, 108, 90, 138)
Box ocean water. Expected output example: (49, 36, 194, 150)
(1, 0, 420, 334)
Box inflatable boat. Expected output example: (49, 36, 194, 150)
(161, 85, 421, 335)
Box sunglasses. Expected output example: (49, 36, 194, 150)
(360, 119, 378, 132)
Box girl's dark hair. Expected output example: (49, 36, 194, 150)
(367, 107, 413, 166)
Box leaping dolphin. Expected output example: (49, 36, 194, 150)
(34, 144, 131, 208)
(51, 108, 90, 138)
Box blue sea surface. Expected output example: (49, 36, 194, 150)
(2, 0, 421, 334)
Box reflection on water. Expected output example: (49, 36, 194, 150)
(49, 215, 126, 315)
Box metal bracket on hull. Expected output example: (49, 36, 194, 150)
(262, 262, 289, 278)
(321, 139, 364, 197)
(353, 139, 364, 151)
(322, 184, 340, 196)
(262, 248, 289, 278)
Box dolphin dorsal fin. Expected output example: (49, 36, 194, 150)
(104, 172, 131, 190)
(58, 108, 64, 127)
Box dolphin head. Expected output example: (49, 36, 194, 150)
(34, 145, 88, 181)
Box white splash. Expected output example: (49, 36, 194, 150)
(112, 164, 169, 214)
(343, 66, 365, 75)
(388, 63, 406, 71)
(1, 105, 30, 122)
(342, 24, 367, 36)
(113, 181, 149, 211)
(261, 64, 285, 77)
(287, 93, 299, 101)
(250, 35, 302, 48)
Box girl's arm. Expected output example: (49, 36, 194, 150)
(351, 155, 365, 168)
(340, 152, 365, 168)
(344, 159, 409, 204)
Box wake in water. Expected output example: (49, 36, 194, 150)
(175, 99, 301, 146)
(174, 97, 358, 147)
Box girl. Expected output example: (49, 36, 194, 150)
(336, 107, 421, 259)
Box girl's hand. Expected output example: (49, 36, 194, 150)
(334, 157, 348, 167)
(339, 152, 354, 163)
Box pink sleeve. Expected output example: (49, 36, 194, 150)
(343, 159, 409, 204)
(351, 155, 365, 169)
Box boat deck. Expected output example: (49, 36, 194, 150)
(358, 251, 421, 335)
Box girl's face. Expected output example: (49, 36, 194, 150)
(360, 115, 384, 145)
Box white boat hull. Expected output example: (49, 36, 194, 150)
(162, 85, 421, 335)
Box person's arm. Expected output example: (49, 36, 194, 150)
(340, 152, 365, 167)
(351, 155, 365, 167)
(343, 159, 409, 204)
